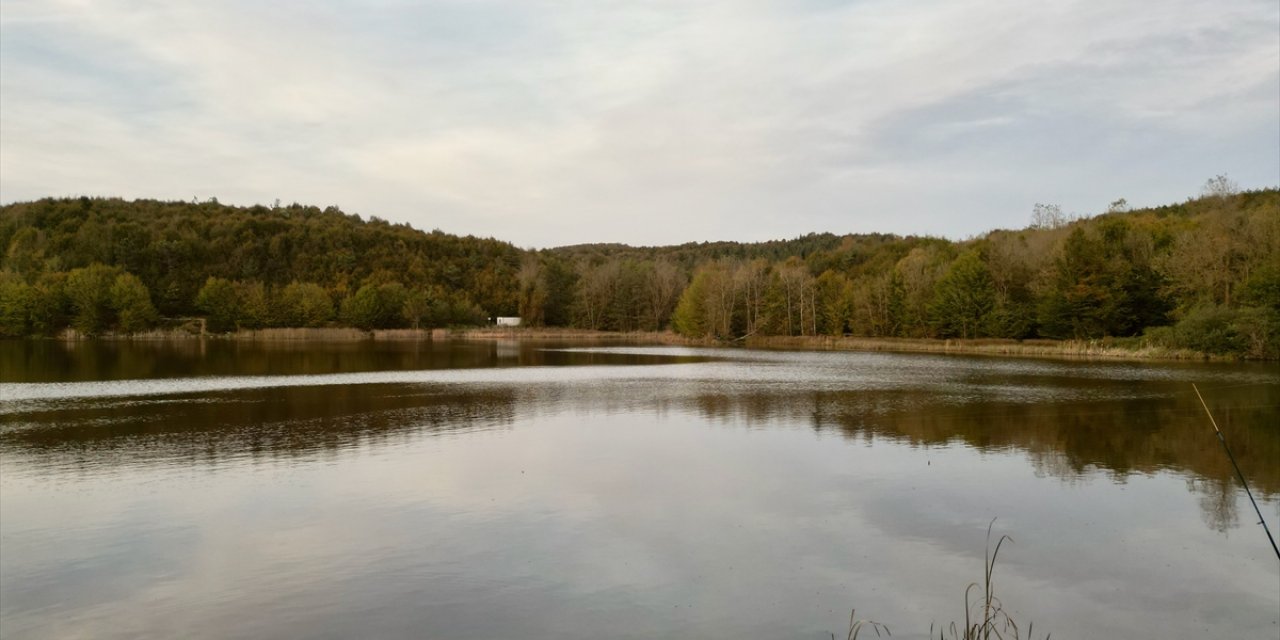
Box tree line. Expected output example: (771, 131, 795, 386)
(2, 181, 1277, 357)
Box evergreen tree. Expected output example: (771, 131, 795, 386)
(929, 250, 995, 339)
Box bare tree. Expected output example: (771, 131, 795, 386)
(1161, 206, 1278, 307)
(1031, 203, 1066, 230)
(733, 259, 769, 336)
(576, 260, 619, 330)
(1201, 174, 1239, 199)
(775, 258, 813, 336)
(850, 272, 895, 336)
(643, 259, 684, 330)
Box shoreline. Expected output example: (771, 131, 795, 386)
(21, 326, 1237, 361)
(739, 334, 1226, 361)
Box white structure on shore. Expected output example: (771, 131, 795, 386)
(494, 317, 521, 327)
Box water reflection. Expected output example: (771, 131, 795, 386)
(1, 384, 519, 474)
(0, 338, 717, 383)
(677, 385, 1279, 489)
(2, 341, 1277, 639)
(674, 384, 1279, 533)
(3, 347, 1275, 533)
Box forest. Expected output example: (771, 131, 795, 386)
(1, 180, 1278, 358)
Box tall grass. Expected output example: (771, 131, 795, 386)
(840, 521, 1049, 640)
(837, 610, 891, 639)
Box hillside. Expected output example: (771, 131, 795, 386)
(2, 190, 1278, 357)
(0, 198, 524, 328)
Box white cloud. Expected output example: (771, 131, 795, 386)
(2, 0, 1277, 247)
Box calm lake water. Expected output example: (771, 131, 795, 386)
(1, 339, 1277, 639)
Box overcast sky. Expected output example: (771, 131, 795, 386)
(1, 0, 1276, 248)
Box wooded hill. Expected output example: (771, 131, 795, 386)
(2, 186, 1277, 357)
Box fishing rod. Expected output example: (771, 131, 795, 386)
(1192, 383, 1280, 561)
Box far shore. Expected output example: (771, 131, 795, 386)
(739, 334, 1225, 361)
(25, 325, 1238, 362)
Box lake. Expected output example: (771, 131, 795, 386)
(1, 339, 1277, 639)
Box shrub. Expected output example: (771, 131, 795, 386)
(1144, 305, 1279, 358)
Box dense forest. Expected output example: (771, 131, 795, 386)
(2, 181, 1278, 357)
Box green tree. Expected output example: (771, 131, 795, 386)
(341, 282, 409, 329)
(4, 227, 47, 281)
(814, 270, 854, 335)
(28, 272, 69, 335)
(65, 264, 121, 335)
(891, 244, 952, 337)
(671, 262, 736, 338)
(110, 272, 158, 333)
(929, 250, 995, 339)
(602, 260, 647, 331)
(1038, 228, 1109, 339)
(402, 288, 433, 329)
(0, 271, 33, 337)
(196, 277, 240, 333)
(983, 232, 1041, 338)
(671, 270, 710, 337)
(540, 255, 578, 327)
(516, 256, 547, 326)
(1040, 220, 1171, 339)
(277, 281, 333, 327)
(235, 281, 269, 329)
(1241, 263, 1280, 311)
(440, 290, 486, 326)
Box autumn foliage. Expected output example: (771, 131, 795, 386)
(2, 187, 1277, 357)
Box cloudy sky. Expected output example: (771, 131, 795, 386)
(1, 0, 1276, 248)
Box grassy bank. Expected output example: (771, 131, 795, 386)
(744, 334, 1226, 361)
(39, 324, 1233, 361)
(455, 327, 1232, 361)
